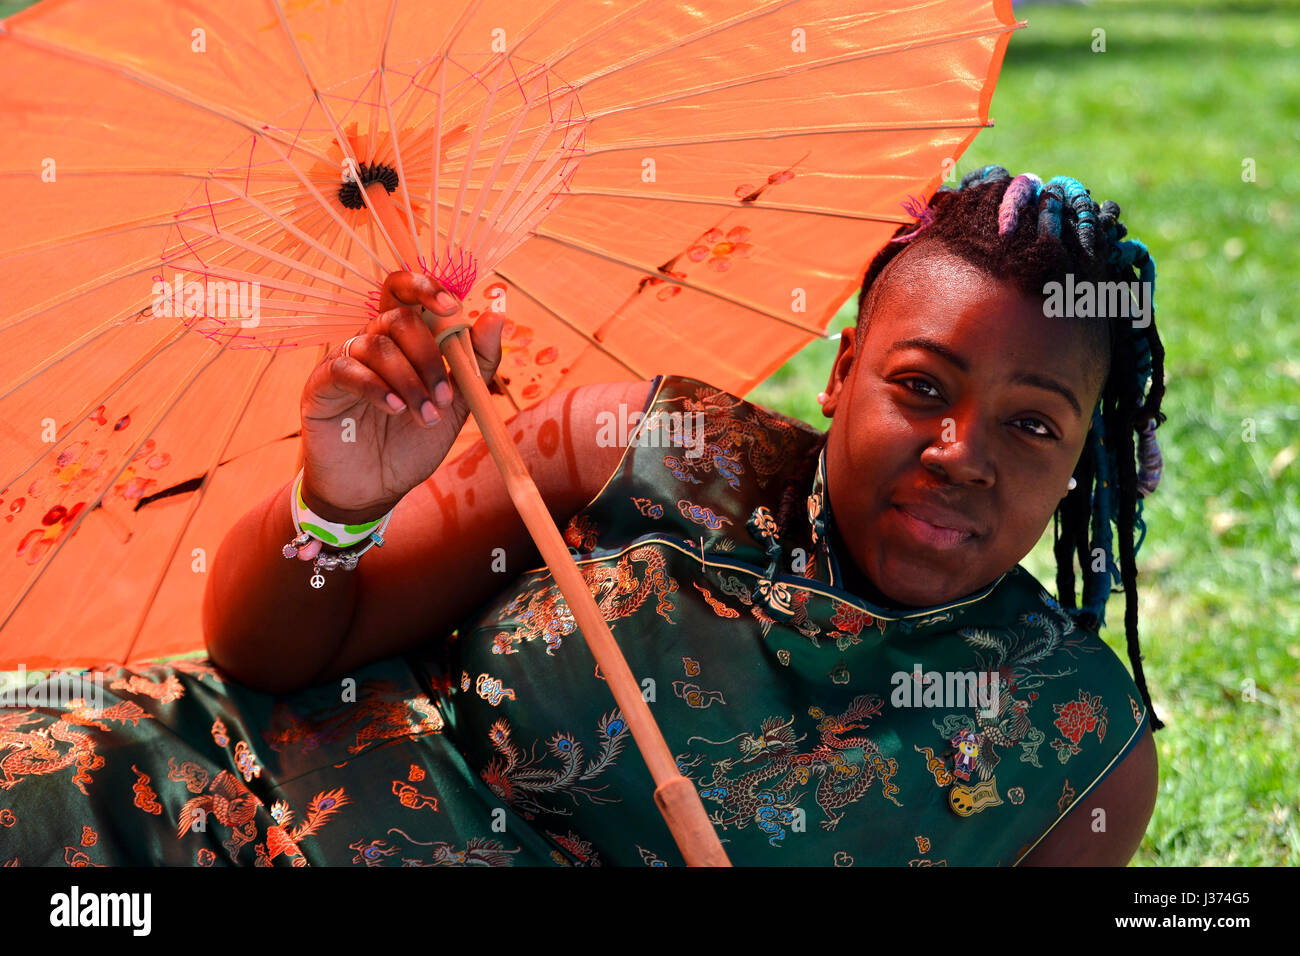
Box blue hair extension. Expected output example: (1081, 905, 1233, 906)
(997, 173, 1042, 237)
(1136, 417, 1164, 501)
(960, 164, 1011, 190)
(1071, 230, 1161, 629)
(1111, 235, 1164, 503)
(1134, 333, 1155, 397)
(1133, 497, 1149, 555)
(1046, 175, 1099, 257)
(1076, 401, 1124, 628)
(1036, 181, 1065, 240)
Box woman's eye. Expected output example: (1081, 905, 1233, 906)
(1014, 417, 1056, 440)
(898, 377, 941, 399)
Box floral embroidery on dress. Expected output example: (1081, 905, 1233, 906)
(349, 833, 520, 867)
(110, 672, 184, 703)
(0, 699, 148, 795)
(233, 741, 261, 782)
(168, 757, 209, 793)
(1057, 778, 1076, 813)
(637, 845, 668, 866)
(546, 829, 602, 866)
(692, 581, 740, 618)
(630, 496, 664, 519)
(260, 788, 350, 866)
(1051, 690, 1109, 762)
(391, 779, 438, 812)
(475, 673, 517, 706)
(177, 770, 262, 863)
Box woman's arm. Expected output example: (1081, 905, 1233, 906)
(1017, 724, 1158, 865)
(202, 377, 655, 694)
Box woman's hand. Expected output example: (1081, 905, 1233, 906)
(298, 270, 505, 527)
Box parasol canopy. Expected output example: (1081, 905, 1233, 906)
(0, 0, 1021, 668)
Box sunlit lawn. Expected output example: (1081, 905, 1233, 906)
(750, 0, 1300, 866)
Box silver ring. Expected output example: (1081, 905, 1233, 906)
(343, 335, 360, 360)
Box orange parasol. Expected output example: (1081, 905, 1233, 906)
(0, 0, 1021, 863)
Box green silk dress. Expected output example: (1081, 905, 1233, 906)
(0, 373, 1149, 866)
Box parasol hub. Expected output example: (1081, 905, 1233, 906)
(338, 160, 399, 210)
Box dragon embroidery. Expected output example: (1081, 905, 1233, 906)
(0, 699, 149, 794)
(491, 545, 679, 656)
(657, 387, 801, 489)
(263, 679, 444, 756)
(681, 694, 901, 845)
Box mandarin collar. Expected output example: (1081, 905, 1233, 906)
(745, 442, 1009, 635)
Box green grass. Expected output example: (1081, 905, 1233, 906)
(5, 0, 1294, 866)
(749, 0, 1300, 866)
(0, 0, 33, 19)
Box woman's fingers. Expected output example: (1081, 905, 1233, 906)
(362, 272, 505, 418)
(370, 305, 455, 409)
(467, 312, 506, 382)
(373, 270, 464, 409)
(324, 343, 416, 420)
(337, 333, 442, 428)
(438, 312, 507, 402)
(377, 270, 460, 317)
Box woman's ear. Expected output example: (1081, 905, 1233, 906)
(821, 325, 857, 418)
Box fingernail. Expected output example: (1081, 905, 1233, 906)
(386, 392, 407, 412)
(434, 381, 453, 406)
(434, 291, 458, 313)
(421, 399, 440, 426)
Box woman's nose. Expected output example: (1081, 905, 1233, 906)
(920, 414, 996, 487)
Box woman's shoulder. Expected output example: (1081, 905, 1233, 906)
(554, 373, 826, 564)
(628, 372, 826, 486)
(648, 373, 824, 439)
(982, 564, 1151, 741)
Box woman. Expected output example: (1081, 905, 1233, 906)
(0, 166, 1164, 866)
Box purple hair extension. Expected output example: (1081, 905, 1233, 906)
(997, 173, 1043, 237)
(1136, 417, 1164, 498)
(888, 193, 937, 244)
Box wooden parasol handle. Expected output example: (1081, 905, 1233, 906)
(438, 325, 730, 866)
(363, 183, 731, 867)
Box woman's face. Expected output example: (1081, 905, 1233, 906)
(822, 246, 1108, 609)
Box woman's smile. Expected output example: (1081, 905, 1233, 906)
(890, 502, 979, 551)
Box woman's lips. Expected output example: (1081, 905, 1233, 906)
(892, 505, 976, 550)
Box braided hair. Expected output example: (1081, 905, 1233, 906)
(776, 164, 1168, 732)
